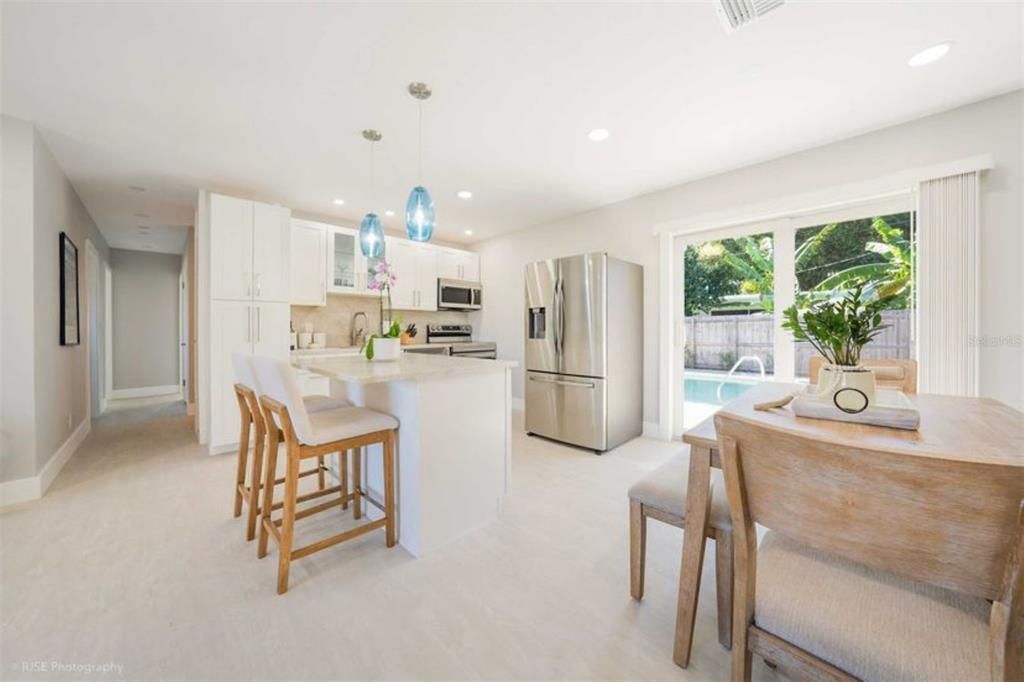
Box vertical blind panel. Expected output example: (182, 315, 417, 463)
(916, 172, 979, 396)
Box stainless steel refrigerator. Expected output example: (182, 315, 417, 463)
(524, 253, 643, 452)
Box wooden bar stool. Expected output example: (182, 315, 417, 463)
(231, 354, 350, 541)
(252, 355, 400, 594)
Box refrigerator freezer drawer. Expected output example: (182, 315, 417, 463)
(525, 371, 607, 451)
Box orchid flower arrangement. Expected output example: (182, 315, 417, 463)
(364, 260, 401, 359)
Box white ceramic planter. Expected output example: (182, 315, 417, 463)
(816, 364, 877, 413)
(372, 337, 401, 362)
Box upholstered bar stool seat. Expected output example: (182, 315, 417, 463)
(306, 408, 399, 444)
(628, 450, 735, 650)
(303, 393, 352, 413)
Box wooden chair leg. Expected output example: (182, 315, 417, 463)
(257, 425, 280, 559)
(245, 423, 266, 542)
(317, 455, 326, 490)
(629, 499, 646, 600)
(233, 416, 250, 517)
(383, 432, 396, 547)
(352, 447, 362, 520)
(715, 528, 734, 650)
(340, 450, 349, 510)
(277, 447, 301, 594)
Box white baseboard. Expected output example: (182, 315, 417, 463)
(0, 417, 90, 507)
(110, 384, 181, 400)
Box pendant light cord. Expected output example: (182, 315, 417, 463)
(370, 138, 376, 211)
(417, 101, 423, 183)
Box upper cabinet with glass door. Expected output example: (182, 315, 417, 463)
(328, 226, 361, 294)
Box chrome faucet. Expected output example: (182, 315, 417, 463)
(351, 311, 368, 349)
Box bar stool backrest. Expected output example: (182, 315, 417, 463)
(251, 355, 314, 444)
(232, 353, 260, 394)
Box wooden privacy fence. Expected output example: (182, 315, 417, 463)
(683, 309, 913, 375)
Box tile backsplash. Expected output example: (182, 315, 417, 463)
(291, 294, 471, 347)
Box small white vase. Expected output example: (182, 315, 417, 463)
(816, 364, 876, 414)
(372, 337, 401, 362)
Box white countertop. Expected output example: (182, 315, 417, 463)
(294, 352, 517, 385)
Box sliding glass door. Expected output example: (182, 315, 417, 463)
(679, 229, 776, 429)
(670, 196, 916, 436)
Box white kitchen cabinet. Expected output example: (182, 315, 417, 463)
(209, 193, 290, 303)
(253, 203, 292, 302)
(290, 220, 327, 306)
(387, 238, 417, 309)
(417, 245, 439, 310)
(208, 300, 290, 450)
(461, 252, 480, 281)
(328, 227, 359, 294)
(253, 302, 290, 358)
(200, 190, 292, 453)
(437, 247, 479, 282)
(209, 194, 254, 300)
(209, 300, 256, 450)
(386, 238, 438, 311)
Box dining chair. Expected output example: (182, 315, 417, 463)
(715, 412, 1023, 681)
(629, 451, 735, 649)
(252, 356, 400, 594)
(808, 357, 917, 393)
(231, 353, 350, 541)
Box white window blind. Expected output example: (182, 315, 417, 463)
(916, 171, 979, 396)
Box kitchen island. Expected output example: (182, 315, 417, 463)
(293, 353, 517, 557)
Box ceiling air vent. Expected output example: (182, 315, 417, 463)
(714, 0, 785, 32)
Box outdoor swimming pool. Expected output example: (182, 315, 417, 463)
(684, 375, 758, 405)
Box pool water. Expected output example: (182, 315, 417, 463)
(684, 376, 757, 405)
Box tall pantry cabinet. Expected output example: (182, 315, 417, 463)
(197, 191, 291, 453)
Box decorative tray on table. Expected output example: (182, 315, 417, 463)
(790, 387, 921, 430)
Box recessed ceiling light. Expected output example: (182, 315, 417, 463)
(133, 212, 150, 219)
(333, 198, 345, 206)
(385, 210, 395, 217)
(464, 229, 473, 236)
(457, 190, 473, 200)
(588, 128, 610, 142)
(129, 185, 146, 192)
(908, 43, 951, 67)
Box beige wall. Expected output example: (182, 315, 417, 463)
(1, 114, 111, 484)
(1, 116, 39, 480)
(477, 90, 1024, 420)
(110, 249, 182, 390)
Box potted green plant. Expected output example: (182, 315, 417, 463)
(782, 280, 893, 409)
(365, 260, 402, 361)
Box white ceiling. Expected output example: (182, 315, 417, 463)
(3, 2, 1021, 254)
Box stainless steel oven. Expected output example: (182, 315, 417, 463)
(437, 279, 482, 310)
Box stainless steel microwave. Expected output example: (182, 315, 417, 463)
(437, 278, 482, 310)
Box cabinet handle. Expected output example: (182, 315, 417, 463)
(246, 307, 251, 342)
(245, 272, 251, 297)
(255, 273, 262, 298)
(256, 306, 261, 342)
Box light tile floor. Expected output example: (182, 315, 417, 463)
(1, 402, 779, 681)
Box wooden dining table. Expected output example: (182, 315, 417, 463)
(671, 381, 1024, 668)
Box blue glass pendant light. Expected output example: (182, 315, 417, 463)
(359, 129, 385, 257)
(359, 212, 384, 258)
(406, 82, 435, 242)
(405, 186, 434, 242)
